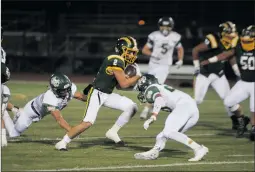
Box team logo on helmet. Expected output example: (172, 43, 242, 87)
(51, 76, 60, 87)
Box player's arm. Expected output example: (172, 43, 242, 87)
(200, 49, 235, 66)
(45, 104, 72, 132)
(73, 91, 87, 102)
(113, 69, 141, 88)
(229, 56, 241, 77)
(192, 34, 217, 69)
(175, 39, 184, 67)
(142, 35, 154, 56)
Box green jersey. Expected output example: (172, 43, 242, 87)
(200, 33, 238, 77)
(92, 55, 125, 94)
(235, 42, 255, 82)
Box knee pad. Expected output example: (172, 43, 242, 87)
(125, 103, 138, 116)
(195, 99, 203, 105)
(163, 130, 177, 139)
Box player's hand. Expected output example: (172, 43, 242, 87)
(175, 60, 183, 69)
(143, 116, 156, 130)
(200, 60, 209, 66)
(132, 63, 142, 77)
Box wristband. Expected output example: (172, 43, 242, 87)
(208, 56, 218, 63)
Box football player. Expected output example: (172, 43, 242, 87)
(55, 36, 141, 150)
(134, 74, 208, 161)
(140, 17, 184, 119)
(1, 27, 21, 147)
(200, 25, 255, 140)
(3, 73, 86, 138)
(192, 21, 249, 131)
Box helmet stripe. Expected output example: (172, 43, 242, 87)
(119, 37, 132, 46)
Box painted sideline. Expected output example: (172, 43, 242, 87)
(25, 161, 254, 171)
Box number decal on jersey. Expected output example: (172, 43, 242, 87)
(240, 56, 255, 70)
(164, 85, 175, 92)
(161, 43, 169, 54)
(113, 59, 118, 66)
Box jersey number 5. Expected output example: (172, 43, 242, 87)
(161, 43, 169, 54)
(240, 56, 255, 70)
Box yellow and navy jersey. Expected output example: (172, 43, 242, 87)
(235, 41, 255, 82)
(92, 55, 126, 94)
(199, 33, 239, 77)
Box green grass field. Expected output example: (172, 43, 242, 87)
(2, 81, 254, 171)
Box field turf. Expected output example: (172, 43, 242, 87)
(2, 81, 254, 171)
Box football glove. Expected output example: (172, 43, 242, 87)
(143, 116, 157, 130)
(175, 60, 183, 68)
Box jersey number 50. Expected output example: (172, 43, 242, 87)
(240, 56, 255, 70)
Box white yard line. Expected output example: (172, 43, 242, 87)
(8, 133, 215, 142)
(226, 155, 254, 157)
(26, 161, 254, 171)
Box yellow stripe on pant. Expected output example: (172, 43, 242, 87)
(83, 87, 94, 118)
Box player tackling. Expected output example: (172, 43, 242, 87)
(3, 73, 86, 138)
(134, 74, 208, 161)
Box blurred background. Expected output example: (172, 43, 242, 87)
(1, 0, 254, 80)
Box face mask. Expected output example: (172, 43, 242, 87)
(161, 29, 170, 36)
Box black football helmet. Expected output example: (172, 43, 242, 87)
(240, 25, 255, 51)
(49, 73, 72, 98)
(158, 17, 174, 36)
(1, 63, 10, 84)
(136, 74, 159, 103)
(219, 21, 238, 46)
(115, 36, 139, 64)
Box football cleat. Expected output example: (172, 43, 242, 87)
(134, 148, 159, 160)
(105, 129, 122, 143)
(188, 145, 209, 162)
(236, 116, 250, 138)
(55, 140, 68, 151)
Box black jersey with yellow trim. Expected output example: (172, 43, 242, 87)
(235, 41, 255, 82)
(199, 33, 238, 77)
(92, 55, 126, 94)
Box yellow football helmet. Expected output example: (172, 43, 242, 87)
(219, 21, 238, 49)
(240, 25, 255, 51)
(115, 36, 139, 64)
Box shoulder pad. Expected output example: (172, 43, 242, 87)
(206, 33, 218, 48)
(107, 55, 125, 70)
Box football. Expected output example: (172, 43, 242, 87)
(124, 64, 137, 77)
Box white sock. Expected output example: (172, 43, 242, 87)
(110, 124, 121, 133)
(154, 132, 167, 151)
(63, 134, 71, 143)
(143, 106, 150, 113)
(165, 131, 201, 150)
(2, 111, 20, 137)
(2, 128, 6, 136)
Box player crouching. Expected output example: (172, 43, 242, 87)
(134, 74, 208, 161)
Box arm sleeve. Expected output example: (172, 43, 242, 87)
(71, 83, 77, 97)
(175, 35, 183, 48)
(146, 33, 154, 49)
(204, 34, 218, 49)
(152, 96, 166, 114)
(42, 91, 59, 112)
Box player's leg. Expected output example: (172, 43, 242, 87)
(140, 64, 168, 119)
(248, 82, 255, 141)
(1, 84, 10, 147)
(55, 88, 107, 150)
(135, 102, 208, 161)
(194, 74, 210, 104)
(104, 93, 138, 145)
(211, 75, 243, 129)
(224, 80, 250, 136)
